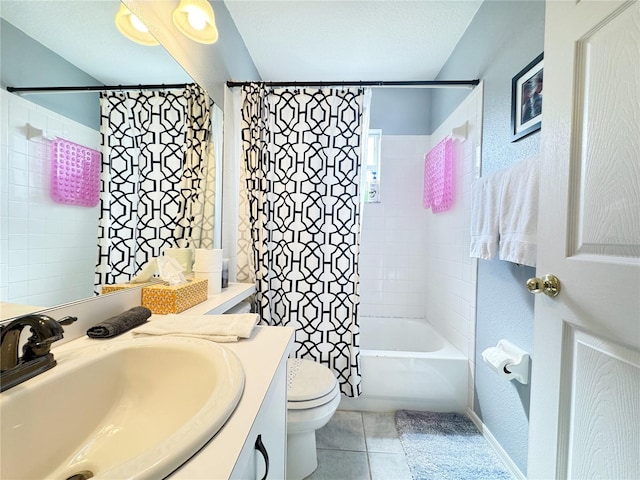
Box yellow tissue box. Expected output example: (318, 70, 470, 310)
(141, 278, 208, 315)
(101, 283, 140, 295)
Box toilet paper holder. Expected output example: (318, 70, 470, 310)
(481, 339, 530, 385)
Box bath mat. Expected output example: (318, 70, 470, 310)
(395, 410, 513, 480)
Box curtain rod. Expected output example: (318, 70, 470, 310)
(226, 79, 480, 89)
(6, 83, 192, 94)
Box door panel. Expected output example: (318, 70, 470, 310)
(570, 3, 640, 259)
(564, 327, 640, 479)
(528, 1, 640, 478)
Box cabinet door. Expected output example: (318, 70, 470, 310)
(231, 356, 287, 479)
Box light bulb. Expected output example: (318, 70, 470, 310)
(187, 9, 207, 31)
(115, 3, 159, 46)
(172, 0, 219, 44)
(130, 14, 149, 33)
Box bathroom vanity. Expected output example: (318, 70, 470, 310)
(169, 282, 297, 478)
(15, 315, 294, 480)
(1, 283, 295, 479)
(167, 325, 294, 479)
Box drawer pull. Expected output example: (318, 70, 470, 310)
(255, 434, 269, 480)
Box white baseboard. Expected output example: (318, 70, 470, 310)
(466, 408, 526, 480)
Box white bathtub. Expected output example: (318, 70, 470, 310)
(339, 317, 468, 413)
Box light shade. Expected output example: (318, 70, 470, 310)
(115, 4, 159, 46)
(173, 0, 219, 44)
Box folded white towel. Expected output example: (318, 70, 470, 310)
(470, 170, 504, 260)
(498, 157, 539, 266)
(132, 313, 259, 342)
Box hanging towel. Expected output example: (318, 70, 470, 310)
(470, 170, 504, 260)
(132, 313, 259, 342)
(498, 157, 539, 267)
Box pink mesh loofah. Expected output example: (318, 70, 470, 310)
(423, 137, 455, 213)
(50, 138, 101, 207)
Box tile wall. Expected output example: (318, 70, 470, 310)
(423, 86, 483, 408)
(0, 90, 100, 308)
(359, 86, 482, 409)
(358, 135, 430, 319)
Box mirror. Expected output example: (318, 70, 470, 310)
(0, 1, 215, 319)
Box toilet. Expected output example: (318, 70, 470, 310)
(286, 358, 341, 480)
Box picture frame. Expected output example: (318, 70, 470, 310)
(511, 52, 543, 142)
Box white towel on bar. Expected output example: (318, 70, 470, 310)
(498, 157, 539, 267)
(132, 313, 259, 342)
(470, 170, 504, 260)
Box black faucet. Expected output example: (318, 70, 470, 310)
(0, 314, 77, 392)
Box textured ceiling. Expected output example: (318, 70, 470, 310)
(224, 0, 483, 81)
(2, 0, 482, 87)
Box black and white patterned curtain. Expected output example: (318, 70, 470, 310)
(95, 85, 214, 291)
(239, 84, 367, 397)
(175, 86, 216, 248)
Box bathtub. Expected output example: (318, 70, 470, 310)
(338, 317, 468, 413)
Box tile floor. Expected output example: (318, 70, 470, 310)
(305, 410, 413, 480)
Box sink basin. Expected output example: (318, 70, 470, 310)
(0, 336, 245, 479)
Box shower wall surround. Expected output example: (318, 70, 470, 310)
(0, 90, 100, 307)
(423, 86, 483, 409)
(360, 86, 481, 400)
(358, 135, 429, 319)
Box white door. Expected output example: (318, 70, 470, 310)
(527, 1, 640, 479)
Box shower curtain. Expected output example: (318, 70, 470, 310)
(95, 84, 215, 291)
(238, 84, 369, 397)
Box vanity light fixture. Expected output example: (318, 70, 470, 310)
(172, 0, 219, 44)
(114, 3, 159, 46)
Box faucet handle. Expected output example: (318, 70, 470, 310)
(26, 317, 76, 352)
(19, 316, 66, 362)
(58, 316, 77, 326)
(23, 327, 63, 360)
(1, 314, 69, 379)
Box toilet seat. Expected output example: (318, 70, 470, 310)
(287, 358, 338, 409)
(288, 382, 340, 410)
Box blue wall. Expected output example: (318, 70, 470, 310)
(369, 88, 431, 134)
(1, 19, 103, 130)
(431, 1, 545, 475)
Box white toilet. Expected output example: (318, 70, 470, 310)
(286, 358, 341, 480)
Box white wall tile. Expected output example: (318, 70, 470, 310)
(359, 134, 429, 319)
(0, 90, 100, 307)
(417, 86, 483, 404)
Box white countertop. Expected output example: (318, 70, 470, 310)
(182, 282, 256, 315)
(0, 302, 45, 321)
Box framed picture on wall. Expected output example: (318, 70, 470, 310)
(511, 52, 543, 142)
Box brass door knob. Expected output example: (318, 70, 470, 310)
(526, 274, 561, 297)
